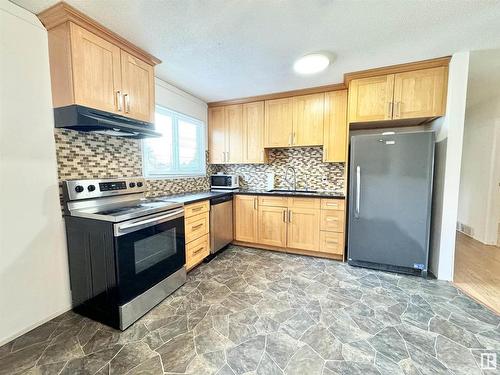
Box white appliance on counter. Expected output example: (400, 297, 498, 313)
(210, 174, 239, 190)
(265, 172, 275, 191)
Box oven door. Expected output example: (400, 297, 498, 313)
(113, 208, 185, 304)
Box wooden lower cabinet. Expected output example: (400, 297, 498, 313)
(287, 208, 320, 251)
(184, 200, 210, 271)
(234, 195, 258, 243)
(186, 233, 210, 270)
(233, 195, 346, 260)
(319, 231, 344, 255)
(258, 206, 287, 247)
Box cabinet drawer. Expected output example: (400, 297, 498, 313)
(186, 233, 209, 270)
(320, 199, 345, 211)
(320, 210, 344, 232)
(258, 196, 288, 207)
(319, 231, 344, 255)
(184, 200, 209, 218)
(288, 197, 320, 209)
(185, 212, 209, 243)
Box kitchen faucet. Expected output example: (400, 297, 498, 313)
(284, 166, 297, 191)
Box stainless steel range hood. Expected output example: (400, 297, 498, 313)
(54, 105, 161, 139)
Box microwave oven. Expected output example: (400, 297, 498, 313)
(211, 174, 239, 190)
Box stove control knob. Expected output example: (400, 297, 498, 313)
(87, 184, 96, 192)
(137, 182, 143, 187)
(75, 185, 84, 193)
(129, 182, 136, 188)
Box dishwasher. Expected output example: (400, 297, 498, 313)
(210, 195, 234, 254)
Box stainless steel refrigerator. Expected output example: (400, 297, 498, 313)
(347, 131, 435, 277)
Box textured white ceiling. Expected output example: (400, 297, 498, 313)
(11, 0, 500, 102)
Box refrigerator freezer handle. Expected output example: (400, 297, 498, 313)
(355, 166, 361, 219)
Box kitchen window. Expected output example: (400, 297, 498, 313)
(143, 106, 205, 178)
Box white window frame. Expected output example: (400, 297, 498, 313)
(143, 105, 206, 179)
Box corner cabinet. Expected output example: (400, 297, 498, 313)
(209, 102, 266, 164)
(348, 66, 448, 124)
(38, 2, 160, 123)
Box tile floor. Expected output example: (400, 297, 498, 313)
(1, 246, 499, 375)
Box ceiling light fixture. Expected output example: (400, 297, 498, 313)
(293, 53, 330, 74)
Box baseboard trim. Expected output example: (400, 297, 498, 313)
(0, 304, 72, 346)
(232, 241, 344, 261)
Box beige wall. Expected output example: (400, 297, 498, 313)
(458, 49, 500, 245)
(0, 0, 71, 345)
(429, 52, 470, 280)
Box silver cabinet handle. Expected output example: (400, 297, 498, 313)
(355, 166, 361, 219)
(293, 132, 296, 145)
(288, 134, 292, 146)
(227, 151, 230, 162)
(253, 197, 257, 210)
(116, 91, 122, 111)
(282, 210, 286, 222)
(222, 152, 225, 163)
(124, 93, 130, 113)
(288, 210, 292, 223)
(387, 102, 393, 119)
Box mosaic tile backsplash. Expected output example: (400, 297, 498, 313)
(54, 130, 345, 201)
(54, 129, 212, 197)
(213, 148, 345, 192)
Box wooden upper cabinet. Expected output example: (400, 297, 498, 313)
(348, 74, 395, 123)
(265, 98, 293, 147)
(393, 67, 448, 119)
(208, 107, 226, 164)
(120, 50, 155, 123)
(225, 104, 244, 163)
(287, 208, 320, 251)
(234, 195, 258, 243)
(292, 93, 325, 146)
(323, 90, 348, 163)
(70, 24, 122, 114)
(244, 101, 266, 163)
(39, 2, 160, 123)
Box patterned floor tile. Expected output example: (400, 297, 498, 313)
(2, 245, 499, 374)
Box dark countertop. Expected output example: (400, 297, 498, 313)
(236, 189, 346, 199)
(157, 189, 345, 205)
(157, 191, 232, 204)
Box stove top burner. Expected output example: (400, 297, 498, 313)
(67, 197, 182, 222)
(94, 199, 170, 216)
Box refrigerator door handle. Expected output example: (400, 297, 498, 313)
(355, 166, 361, 219)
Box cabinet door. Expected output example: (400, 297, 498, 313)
(348, 75, 395, 123)
(225, 104, 244, 163)
(120, 50, 155, 122)
(393, 67, 448, 119)
(293, 93, 325, 146)
(258, 206, 287, 247)
(70, 23, 122, 114)
(234, 195, 258, 243)
(208, 107, 226, 164)
(287, 208, 320, 251)
(323, 90, 348, 162)
(265, 98, 293, 147)
(244, 101, 265, 163)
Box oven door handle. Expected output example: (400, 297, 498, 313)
(115, 208, 184, 236)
